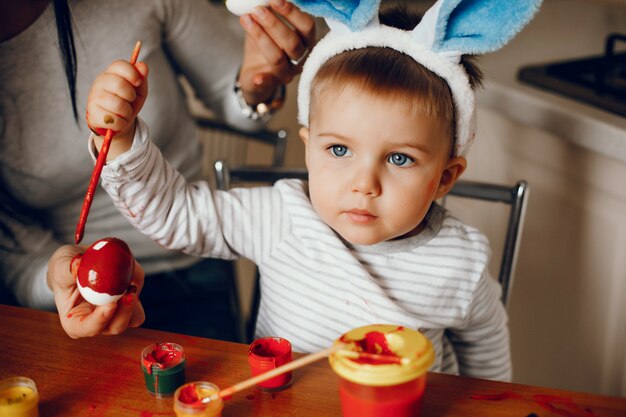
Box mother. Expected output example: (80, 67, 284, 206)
(0, 0, 314, 338)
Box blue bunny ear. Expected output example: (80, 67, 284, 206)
(422, 0, 542, 54)
(290, 0, 381, 31)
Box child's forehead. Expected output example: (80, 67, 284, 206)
(311, 81, 443, 125)
(309, 82, 453, 155)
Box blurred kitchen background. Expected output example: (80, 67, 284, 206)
(195, 0, 626, 397)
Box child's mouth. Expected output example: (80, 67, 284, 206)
(345, 209, 377, 224)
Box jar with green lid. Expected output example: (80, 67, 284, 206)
(329, 324, 435, 417)
(141, 342, 186, 397)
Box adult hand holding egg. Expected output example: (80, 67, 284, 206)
(236, 0, 316, 109)
(47, 241, 145, 339)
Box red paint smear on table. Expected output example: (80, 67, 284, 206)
(470, 391, 522, 401)
(533, 394, 598, 417)
(142, 342, 184, 374)
(118, 404, 175, 416)
(470, 391, 596, 417)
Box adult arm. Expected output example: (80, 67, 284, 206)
(157, 0, 315, 129)
(0, 217, 58, 309)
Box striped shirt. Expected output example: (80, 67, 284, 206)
(98, 119, 511, 381)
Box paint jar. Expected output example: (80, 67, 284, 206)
(173, 381, 223, 417)
(248, 337, 292, 391)
(0, 377, 39, 417)
(141, 342, 186, 397)
(329, 324, 435, 417)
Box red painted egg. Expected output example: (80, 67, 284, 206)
(72, 237, 134, 305)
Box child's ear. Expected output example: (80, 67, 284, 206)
(299, 127, 311, 166)
(434, 156, 467, 200)
(299, 127, 310, 146)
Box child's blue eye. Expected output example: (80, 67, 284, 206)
(330, 145, 351, 157)
(388, 153, 414, 167)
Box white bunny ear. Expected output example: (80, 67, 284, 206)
(413, 0, 542, 55)
(290, 0, 381, 31)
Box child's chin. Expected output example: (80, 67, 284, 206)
(338, 231, 386, 246)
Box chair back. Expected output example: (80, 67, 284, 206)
(447, 181, 529, 306)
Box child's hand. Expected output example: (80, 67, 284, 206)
(86, 60, 149, 156)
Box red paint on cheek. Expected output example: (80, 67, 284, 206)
(428, 178, 438, 196)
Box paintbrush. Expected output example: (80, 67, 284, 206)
(202, 344, 408, 403)
(74, 40, 142, 245)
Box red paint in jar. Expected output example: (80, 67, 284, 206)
(330, 325, 435, 417)
(248, 337, 292, 391)
(340, 331, 401, 364)
(339, 376, 427, 417)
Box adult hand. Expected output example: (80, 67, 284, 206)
(238, 0, 316, 105)
(47, 245, 145, 338)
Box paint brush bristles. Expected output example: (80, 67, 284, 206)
(75, 40, 142, 244)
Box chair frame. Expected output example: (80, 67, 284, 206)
(445, 180, 529, 306)
(196, 117, 288, 167)
(214, 161, 528, 339)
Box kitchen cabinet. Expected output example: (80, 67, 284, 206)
(446, 105, 626, 397)
(443, 0, 626, 396)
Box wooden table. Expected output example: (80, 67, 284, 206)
(1, 304, 625, 417)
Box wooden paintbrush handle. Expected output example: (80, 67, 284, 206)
(214, 345, 340, 400)
(74, 41, 142, 244)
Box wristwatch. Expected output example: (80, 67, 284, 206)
(234, 78, 286, 122)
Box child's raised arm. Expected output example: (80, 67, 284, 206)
(86, 60, 149, 160)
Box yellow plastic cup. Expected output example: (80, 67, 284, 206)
(330, 325, 435, 417)
(173, 381, 223, 417)
(0, 377, 39, 417)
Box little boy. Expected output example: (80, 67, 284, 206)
(84, 1, 540, 381)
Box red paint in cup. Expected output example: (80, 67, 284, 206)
(339, 375, 427, 417)
(330, 325, 435, 417)
(248, 337, 292, 391)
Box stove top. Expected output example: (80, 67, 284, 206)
(518, 33, 626, 117)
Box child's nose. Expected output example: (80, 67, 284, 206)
(351, 167, 381, 197)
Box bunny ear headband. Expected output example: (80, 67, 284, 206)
(291, 0, 543, 156)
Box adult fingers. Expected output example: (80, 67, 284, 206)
(48, 245, 83, 295)
(241, 13, 292, 82)
(128, 300, 146, 329)
(62, 302, 118, 339)
(102, 259, 145, 335)
(251, 5, 308, 66)
(270, 0, 316, 49)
